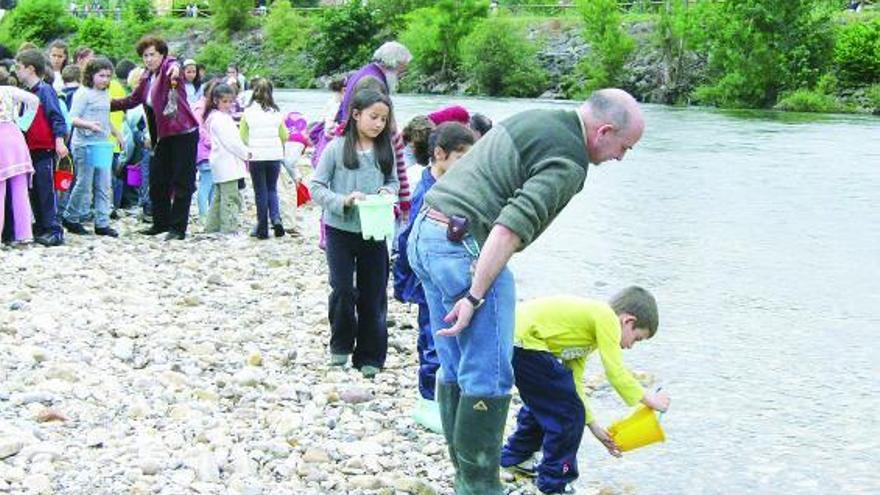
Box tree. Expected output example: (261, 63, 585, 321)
(212, 0, 250, 33)
(573, 0, 635, 95)
(694, 0, 835, 108)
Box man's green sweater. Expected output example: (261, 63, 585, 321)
(425, 109, 591, 248)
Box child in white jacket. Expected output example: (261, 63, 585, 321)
(240, 77, 288, 239)
(204, 83, 250, 234)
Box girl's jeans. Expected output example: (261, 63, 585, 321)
(65, 145, 112, 228)
(196, 160, 213, 220)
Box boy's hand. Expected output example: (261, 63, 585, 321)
(588, 422, 622, 458)
(641, 392, 670, 412)
(55, 139, 69, 160)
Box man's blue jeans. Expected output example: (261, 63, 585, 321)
(407, 210, 515, 397)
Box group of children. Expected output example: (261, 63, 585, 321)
(0, 40, 308, 246)
(308, 79, 671, 493)
(0, 37, 672, 494)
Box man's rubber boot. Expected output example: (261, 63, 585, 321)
(436, 382, 461, 470)
(453, 394, 512, 495)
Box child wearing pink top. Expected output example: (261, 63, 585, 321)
(0, 85, 40, 243)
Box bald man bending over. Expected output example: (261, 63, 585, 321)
(406, 89, 645, 494)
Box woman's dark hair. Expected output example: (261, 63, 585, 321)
(249, 77, 279, 112)
(469, 113, 492, 137)
(203, 82, 235, 121)
(81, 57, 114, 88)
(115, 59, 136, 81)
(329, 74, 346, 93)
(429, 122, 475, 160)
(342, 88, 394, 175)
(403, 115, 435, 166)
(135, 36, 168, 57)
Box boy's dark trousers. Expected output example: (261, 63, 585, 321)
(417, 301, 440, 400)
(29, 151, 62, 238)
(150, 131, 197, 234)
(501, 347, 586, 494)
(325, 226, 389, 370)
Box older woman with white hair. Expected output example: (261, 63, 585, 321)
(309, 41, 415, 248)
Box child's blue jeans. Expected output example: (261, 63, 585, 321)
(64, 146, 112, 229)
(501, 348, 586, 494)
(196, 160, 212, 219)
(407, 210, 515, 397)
(417, 301, 440, 400)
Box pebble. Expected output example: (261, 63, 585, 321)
(0, 440, 23, 460)
(0, 204, 626, 495)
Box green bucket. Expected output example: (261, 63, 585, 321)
(356, 194, 396, 241)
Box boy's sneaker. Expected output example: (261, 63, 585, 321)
(34, 233, 64, 247)
(94, 226, 119, 238)
(273, 223, 286, 237)
(504, 456, 538, 478)
(63, 220, 90, 235)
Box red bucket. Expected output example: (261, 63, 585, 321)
(54, 157, 75, 192)
(126, 165, 142, 187)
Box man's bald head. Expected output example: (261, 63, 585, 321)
(579, 88, 645, 164)
(584, 88, 644, 134)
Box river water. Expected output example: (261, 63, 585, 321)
(277, 90, 880, 494)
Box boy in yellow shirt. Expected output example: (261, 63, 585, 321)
(500, 287, 670, 494)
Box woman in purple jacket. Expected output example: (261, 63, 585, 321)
(111, 36, 199, 241)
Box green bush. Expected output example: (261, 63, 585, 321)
(197, 39, 236, 74)
(774, 89, 842, 113)
(213, 0, 251, 33)
(461, 16, 547, 97)
(0, 0, 76, 48)
(69, 16, 119, 60)
(399, 0, 488, 80)
(306, 1, 382, 76)
(265, 0, 312, 53)
(572, 0, 635, 95)
(833, 18, 880, 87)
(694, 0, 835, 108)
(125, 0, 156, 24)
(867, 83, 880, 109)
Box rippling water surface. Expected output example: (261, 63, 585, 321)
(278, 90, 880, 494)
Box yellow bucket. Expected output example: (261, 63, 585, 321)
(608, 406, 666, 452)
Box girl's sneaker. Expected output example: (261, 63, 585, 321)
(360, 365, 380, 379)
(411, 398, 443, 434)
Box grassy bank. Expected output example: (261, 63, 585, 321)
(1, 0, 878, 114)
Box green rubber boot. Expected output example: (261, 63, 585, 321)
(436, 382, 461, 471)
(453, 394, 511, 495)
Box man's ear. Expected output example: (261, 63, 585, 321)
(597, 123, 616, 138)
(433, 146, 446, 163)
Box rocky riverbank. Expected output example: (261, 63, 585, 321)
(0, 178, 650, 494)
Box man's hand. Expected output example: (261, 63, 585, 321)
(55, 138, 69, 160)
(86, 121, 103, 132)
(437, 297, 475, 337)
(588, 422, 621, 458)
(641, 392, 670, 412)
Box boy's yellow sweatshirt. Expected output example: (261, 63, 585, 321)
(514, 296, 644, 424)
